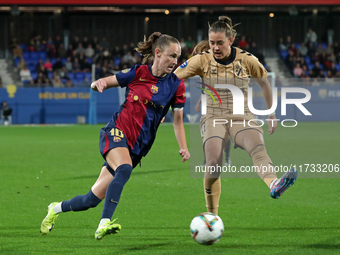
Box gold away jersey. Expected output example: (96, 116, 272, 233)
(175, 46, 267, 116)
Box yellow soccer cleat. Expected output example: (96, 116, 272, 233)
(40, 202, 59, 235)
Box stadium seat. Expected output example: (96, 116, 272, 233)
(84, 72, 92, 81)
(295, 43, 301, 49)
(308, 64, 315, 70)
(321, 43, 327, 49)
(61, 58, 67, 65)
(31, 71, 38, 80)
(50, 58, 57, 65)
(280, 50, 288, 59)
(30, 52, 39, 62)
(15, 57, 21, 66)
(23, 52, 30, 62)
(48, 72, 53, 79)
(114, 57, 121, 66)
(38, 51, 47, 61)
(75, 72, 85, 80)
(304, 56, 311, 64)
(335, 64, 340, 72)
(67, 72, 75, 79)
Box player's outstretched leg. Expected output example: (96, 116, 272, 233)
(41, 202, 60, 235)
(95, 219, 121, 240)
(270, 168, 298, 199)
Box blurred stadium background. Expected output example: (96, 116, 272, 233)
(0, 0, 339, 124)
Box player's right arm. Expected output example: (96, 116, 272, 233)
(90, 75, 120, 93)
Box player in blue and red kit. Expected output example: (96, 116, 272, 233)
(41, 32, 190, 240)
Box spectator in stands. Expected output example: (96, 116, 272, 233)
(54, 35, 63, 50)
(66, 79, 73, 88)
(298, 42, 308, 57)
(293, 63, 303, 78)
(285, 35, 292, 49)
(278, 37, 287, 51)
(66, 44, 74, 58)
(81, 58, 92, 72)
(53, 57, 64, 71)
(238, 35, 248, 49)
(249, 41, 259, 55)
(57, 43, 67, 58)
(10, 37, 22, 58)
(44, 59, 53, 72)
(328, 62, 339, 76)
(35, 59, 44, 72)
(17, 57, 26, 71)
(72, 57, 81, 72)
(82, 36, 90, 48)
(58, 66, 69, 81)
(71, 36, 80, 50)
(311, 61, 324, 78)
(288, 43, 298, 56)
(185, 36, 195, 52)
(76, 43, 85, 56)
(305, 28, 317, 45)
(100, 37, 109, 50)
(1, 101, 12, 125)
(20, 65, 32, 83)
(85, 44, 95, 58)
(52, 76, 64, 88)
(65, 57, 73, 72)
(47, 44, 57, 59)
(91, 36, 99, 49)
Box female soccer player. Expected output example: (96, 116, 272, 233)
(175, 16, 297, 215)
(192, 40, 232, 167)
(41, 32, 190, 240)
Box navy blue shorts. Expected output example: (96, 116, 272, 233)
(99, 123, 142, 172)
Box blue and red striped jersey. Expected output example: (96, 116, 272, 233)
(112, 64, 186, 156)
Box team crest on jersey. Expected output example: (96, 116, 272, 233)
(113, 136, 121, 142)
(180, 61, 188, 69)
(121, 68, 131, 73)
(151, 85, 158, 94)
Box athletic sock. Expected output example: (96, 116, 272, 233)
(99, 218, 110, 227)
(53, 202, 63, 214)
(269, 179, 279, 190)
(61, 190, 102, 212)
(101, 164, 132, 219)
(204, 177, 221, 215)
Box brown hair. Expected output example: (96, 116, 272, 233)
(209, 16, 238, 39)
(192, 40, 210, 56)
(136, 32, 180, 64)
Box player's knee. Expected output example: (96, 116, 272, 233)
(115, 164, 133, 184)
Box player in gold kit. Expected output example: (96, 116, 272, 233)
(175, 16, 297, 215)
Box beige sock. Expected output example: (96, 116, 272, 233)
(204, 177, 221, 215)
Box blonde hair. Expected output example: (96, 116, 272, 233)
(192, 40, 210, 56)
(136, 32, 180, 64)
(209, 16, 238, 39)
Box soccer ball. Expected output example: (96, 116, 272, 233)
(190, 212, 224, 245)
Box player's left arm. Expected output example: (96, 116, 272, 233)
(248, 55, 277, 135)
(256, 78, 277, 135)
(173, 108, 190, 162)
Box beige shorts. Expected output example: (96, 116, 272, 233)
(200, 114, 263, 149)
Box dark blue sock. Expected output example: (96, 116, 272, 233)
(61, 190, 102, 212)
(101, 164, 132, 219)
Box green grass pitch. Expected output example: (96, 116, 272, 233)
(0, 122, 339, 254)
